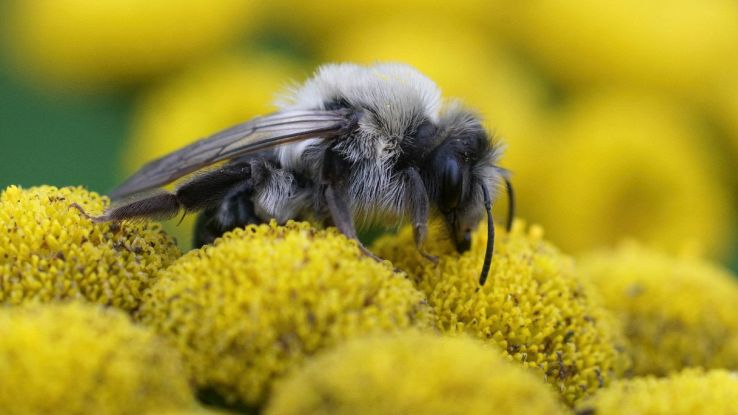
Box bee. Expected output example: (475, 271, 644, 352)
(91, 63, 514, 285)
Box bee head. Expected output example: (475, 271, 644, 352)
(421, 106, 506, 284)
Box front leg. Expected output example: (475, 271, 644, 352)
(322, 147, 381, 262)
(404, 167, 438, 264)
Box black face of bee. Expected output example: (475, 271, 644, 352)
(421, 112, 494, 253)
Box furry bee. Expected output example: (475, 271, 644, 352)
(92, 63, 513, 285)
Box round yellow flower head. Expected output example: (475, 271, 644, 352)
(3, 0, 258, 90)
(372, 220, 630, 405)
(579, 242, 738, 376)
(0, 185, 180, 311)
(0, 302, 196, 415)
(266, 331, 569, 415)
(138, 221, 434, 406)
(575, 369, 738, 415)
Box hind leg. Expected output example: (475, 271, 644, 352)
(193, 180, 262, 247)
(91, 162, 252, 222)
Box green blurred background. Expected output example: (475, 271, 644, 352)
(1, 0, 737, 271)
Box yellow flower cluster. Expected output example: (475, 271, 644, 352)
(0, 302, 199, 415)
(138, 221, 434, 406)
(372, 220, 630, 405)
(576, 369, 738, 415)
(0, 186, 180, 312)
(579, 242, 738, 376)
(3, 0, 259, 90)
(266, 331, 568, 415)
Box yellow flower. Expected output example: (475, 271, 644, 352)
(708, 66, 738, 159)
(576, 369, 738, 415)
(263, 0, 506, 45)
(265, 331, 569, 415)
(502, 0, 738, 97)
(372, 220, 629, 405)
(3, 0, 258, 90)
(0, 302, 197, 415)
(579, 242, 738, 376)
(124, 53, 304, 249)
(137, 221, 434, 406)
(527, 90, 734, 258)
(0, 185, 180, 312)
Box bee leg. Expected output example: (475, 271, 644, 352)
(322, 148, 382, 262)
(404, 167, 438, 265)
(324, 184, 381, 262)
(193, 180, 260, 248)
(92, 162, 252, 222)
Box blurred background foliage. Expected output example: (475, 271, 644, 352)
(1, 0, 737, 270)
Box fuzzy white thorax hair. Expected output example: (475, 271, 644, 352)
(274, 63, 442, 171)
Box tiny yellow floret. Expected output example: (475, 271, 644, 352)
(0, 185, 180, 312)
(576, 369, 738, 415)
(0, 302, 196, 415)
(138, 221, 434, 406)
(266, 331, 569, 415)
(579, 242, 738, 376)
(373, 220, 629, 405)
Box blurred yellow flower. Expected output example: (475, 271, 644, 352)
(124, 53, 304, 249)
(503, 0, 738, 98)
(527, 90, 734, 257)
(0, 185, 180, 312)
(3, 0, 258, 90)
(263, 0, 505, 45)
(708, 67, 738, 159)
(579, 242, 738, 376)
(372, 220, 630, 405)
(0, 302, 196, 415)
(137, 221, 434, 406)
(266, 331, 568, 415)
(576, 369, 738, 415)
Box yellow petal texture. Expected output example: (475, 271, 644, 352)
(0, 302, 196, 415)
(3, 0, 258, 90)
(124, 53, 304, 249)
(137, 221, 434, 406)
(579, 243, 738, 376)
(0, 185, 180, 311)
(372, 220, 630, 405)
(265, 331, 569, 415)
(526, 90, 734, 258)
(575, 369, 738, 415)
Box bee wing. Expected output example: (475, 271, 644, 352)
(110, 109, 355, 200)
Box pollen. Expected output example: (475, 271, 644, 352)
(0, 302, 197, 414)
(0, 185, 180, 312)
(137, 220, 434, 406)
(265, 331, 569, 415)
(579, 242, 738, 376)
(372, 219, 630, 405)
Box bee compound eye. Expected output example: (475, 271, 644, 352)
(439, 158, 463, 213)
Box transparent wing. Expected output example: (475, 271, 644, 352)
(110, 109, 355, 200)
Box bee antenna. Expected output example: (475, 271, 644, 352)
(479, 182, 495, 286)
(504, 176, 515, 232)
